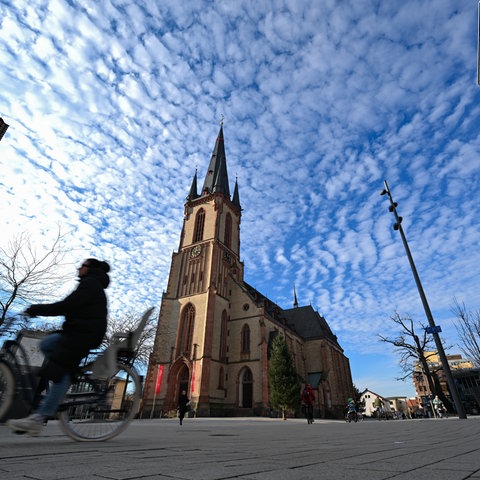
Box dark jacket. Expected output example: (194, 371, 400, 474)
(178, 393, 190, 415)
(28, 268, 109, 370)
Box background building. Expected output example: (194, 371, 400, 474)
(360, 389, 393, 417)
(413, 352, 474, 398)
(413, 352, 479, 414)
(141, 126, 353, 419)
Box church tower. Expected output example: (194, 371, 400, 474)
(142, 125, 354, 419)
(143, 125, 244, 416)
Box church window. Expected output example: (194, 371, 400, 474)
(219, 310, 228, 361)
(178, 304, 195, 356)
(193, 208, 205, 243)
(241, 324, 250, 354)
(224, 212, 232, 249)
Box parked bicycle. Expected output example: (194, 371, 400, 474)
(0, 308, 153, 442)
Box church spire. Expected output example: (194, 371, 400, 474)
(201, 125, 230, 197)
(187, 169, 199, 201)
(293, 284, 298, 308)
(232, 177, 241, 209)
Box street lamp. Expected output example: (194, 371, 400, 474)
(380, 180, 467, 419)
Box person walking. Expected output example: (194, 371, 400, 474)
(6, 258, 110, 436)
(301, 384, 315, 424)
(373, 396, 384, 419)
(178, 389, 190, 425)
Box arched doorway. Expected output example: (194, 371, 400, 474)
(178, 363, 190, 399)
(239, 367, 253, 408)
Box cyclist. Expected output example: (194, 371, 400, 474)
(432, 395, 445, 418)
(6, 258, 110, 436)
(346, 397, 357, 422)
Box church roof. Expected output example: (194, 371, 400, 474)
(241, 281, 339, 347)
(282, 305, 338, 345)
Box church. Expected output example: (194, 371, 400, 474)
(141, 126, 353, 418)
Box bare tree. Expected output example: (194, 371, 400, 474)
(451, 299, 480, 367)
(102, 309, 157, 367)
(378, 312, 451, 408)
(0, 229, 70, 327)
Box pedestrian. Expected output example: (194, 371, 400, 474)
(301, 384, 315, 424)
(6, 258, 110, 436)
(178, 389, 190, 425)
(373, 396, 384, 419)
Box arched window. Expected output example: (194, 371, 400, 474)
(224, 212, 232, 249)
(193, 208, 205, 243)
(219, 310, 228, 362)
(178, 304, 195, 356)
(241, 324, 250, 354)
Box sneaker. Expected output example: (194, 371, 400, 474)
(6, 414, 45, 436)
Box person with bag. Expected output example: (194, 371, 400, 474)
(6, 258, 110, 436)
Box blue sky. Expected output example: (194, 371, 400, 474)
(1, 0, 479, 398)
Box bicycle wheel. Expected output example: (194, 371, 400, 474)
(59, 362, 141, 442)
(0, 361, 15, 422)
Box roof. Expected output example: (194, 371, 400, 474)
(282, 305, 338, 344)
(241, 281, 340, 347)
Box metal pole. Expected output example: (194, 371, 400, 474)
(381, 180, 467, 419)
(477, 1, 480, 85)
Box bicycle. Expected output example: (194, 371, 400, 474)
(345, 410, 363, 422)
(0, 307, 154, 442)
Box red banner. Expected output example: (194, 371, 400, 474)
(155, 365, 164, 395)
(190, 362, 196, 393)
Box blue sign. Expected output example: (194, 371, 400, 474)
(425, 325, 442, 334)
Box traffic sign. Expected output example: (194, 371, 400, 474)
(425, 325, 442, 334)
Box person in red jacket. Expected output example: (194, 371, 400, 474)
(301, 384, 315, 424)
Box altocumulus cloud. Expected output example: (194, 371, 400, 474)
(1, 0, 479, 396)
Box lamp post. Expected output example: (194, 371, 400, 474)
(380, 180, 466, 419)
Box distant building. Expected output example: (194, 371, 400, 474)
(386, 396, 408, 418)
(413, 352, 475, 399)
(0, 117, 9, 141)
(453, 367, 480, 414)
(360, 389, 393, 417)
(141, 126, 353, 419)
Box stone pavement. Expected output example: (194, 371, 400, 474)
(0, 416, 479, 480)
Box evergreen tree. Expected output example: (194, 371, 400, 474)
(268, 334, 301, 419)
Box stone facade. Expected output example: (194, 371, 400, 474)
(141, 127, 353, 419)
